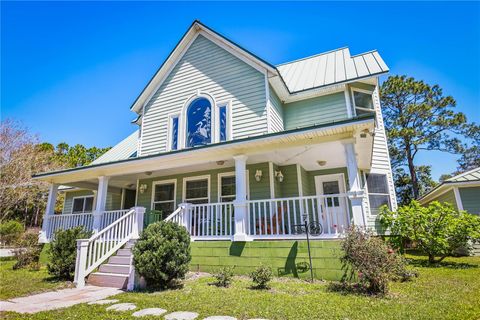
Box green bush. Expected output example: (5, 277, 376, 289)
(0, 220, 24, 246)
(133, 221, 191, 289)
(213, 266, 235, 287)
(47, 227, 91, 280)
(250, 265, 273, 289)
(340, 226, 411, 295)
(380, 201, 480, 263)
(13, 232, 43, 270)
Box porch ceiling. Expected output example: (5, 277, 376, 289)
(34, 116, 375, 186)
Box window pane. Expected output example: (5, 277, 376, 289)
(354, 91, 373, 110)
(219, 105, 227, 142)
(366, 174, 389, 194)
(369, 195, 390, 215)
(171, 117, 178, 150)
(221, 176, 236, 197)
(186, 179, 208, 200)
(84, 197, 94, 212)
(154, 183, 175, 202)
(72, 198, 84, 213)
(186, 98, 212, 148)
(153, 202, 175, 215)
(189, 198, 209, 204)
(322, 181, 340, 194)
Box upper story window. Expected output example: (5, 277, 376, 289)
(186, 97, 212, 148)
(351, 88, 374, 116)
(170, 115, 179, 151)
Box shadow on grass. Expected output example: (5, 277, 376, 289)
(406, 257, 478, 269)
(326, 282, 384, 297)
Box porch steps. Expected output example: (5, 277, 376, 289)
(87, 244, 133, 289)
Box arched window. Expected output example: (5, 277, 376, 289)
(186, 97, 212, 148)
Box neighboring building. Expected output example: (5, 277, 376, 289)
(419, 167, 480, 215)
(34, 21, 396, 288)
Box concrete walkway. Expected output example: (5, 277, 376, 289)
(0, 286, 122, 314)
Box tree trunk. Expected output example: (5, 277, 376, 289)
(405, 145, 419, 199)
(428, 254, 435, 263)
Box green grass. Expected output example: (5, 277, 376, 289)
(0, 258, 70, 300)
(2, 254, 479, 319)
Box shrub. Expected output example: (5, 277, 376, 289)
(213, 266, 235, 287)
(13, 232, 43, 270)
(340, 226, 411, 295)
(133, 221, 191, 289)
(0, 220, 24, 246)
(47, 226, 91, 280)
(380, 201, 480, 263)
(250, 265, 273, 289)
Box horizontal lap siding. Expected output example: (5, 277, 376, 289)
(283, 92, 348, 130)
(269, 85, 284, 132)
(459, 187, 480, 215)
(141, 35, 267, 156)
(62, 189, 122, 214)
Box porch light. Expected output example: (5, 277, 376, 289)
(255, 170, 262, 182)
(216, 160, 225, 166)
(139, 184, 148, 194)
(275, 170, 284, 183)
(317, 160, 327, 166)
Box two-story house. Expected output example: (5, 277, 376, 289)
(34, 20, 396, 289)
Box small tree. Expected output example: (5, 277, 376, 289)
(213, 266, 235, 288)
(133, 221, 191, 289)
(380, 201, 480, 263)
(250, 265, 273, 289)
(0, 220, 24, 246)
(47, 227, 91, 280)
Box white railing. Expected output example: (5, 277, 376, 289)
(247, 194, 350, 238)
(74, 207, 145, 288)
(101, 209, 131, 228)
(165, 202, 234, 240)
(46, 213, 94, 240)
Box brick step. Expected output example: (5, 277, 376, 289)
(98, 263, 130, 274)
(87, 272, 128, 289)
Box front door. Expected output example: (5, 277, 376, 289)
(314, 174, 348, 234)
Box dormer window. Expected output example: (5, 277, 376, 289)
(186, 97, 212, 148)
(351, 88, 374, 115)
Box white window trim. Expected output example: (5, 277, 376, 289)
(71, 195, 95, 214)
(217, 171, 250, 202)
(166, 113, 180, 152)
(179, 91, 217, 150)
(350, 87, 375, 114)
(183, 174, 211, 203)
(364, 171, 391, 216)
(216, 100, 233, 142)
(151, 179, 177, 211)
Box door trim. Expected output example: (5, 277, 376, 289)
(314, 173, 346, 195)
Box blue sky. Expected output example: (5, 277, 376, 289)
(2, 1, 479, 180)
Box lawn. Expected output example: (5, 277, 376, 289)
(1, 254, 479, 319)
(0, 258, 70, 300)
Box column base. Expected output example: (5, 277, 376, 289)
(233, 233, 252, 242)
(38, 231, 48, 244)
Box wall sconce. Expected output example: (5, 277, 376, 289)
(139, 184, 148, 194)
(255, 170, 262, 182)
(275, 170, 284, 183)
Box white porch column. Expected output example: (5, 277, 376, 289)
(92, 176, 110, 233)
(233, 154, 250, 241)
(39, 183, 59, 243)
(343, 141, 366, 227)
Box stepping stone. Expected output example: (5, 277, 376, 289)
(106, 303, 136, 311)
(88, 299, 119, 305)
(132, 308, 167, 317)
(164, 311, 199, 320)
(204, 317, 237, 320)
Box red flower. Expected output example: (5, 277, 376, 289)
(387, 248, 394, 254)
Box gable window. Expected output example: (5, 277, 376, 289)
(72, 196, 94, 214)
(186, 97, 212, 148)
(218, 103, 230, 142)
(351, 89, 374, 116)
(152, 180, 176, 215)
(184, 176, 210, 204)
(366, 173, 391, 215)
(169, 115, 179, 151)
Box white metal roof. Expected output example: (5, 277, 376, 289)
(90, 130, 138, 165)
(276, 48, 389, 94)
(445, 167, 480, 183)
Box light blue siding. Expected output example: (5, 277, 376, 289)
(459, 187, 480, 215)
(269, 85, 284, 132)
(141, 34, 267, 156)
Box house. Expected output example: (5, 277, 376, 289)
(33, 20, 396, 289)
(418, 167, 480, 215)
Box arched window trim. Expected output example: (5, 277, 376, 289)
(178, 91, 217, 149)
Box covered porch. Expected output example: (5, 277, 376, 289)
(36, 116, 375, 242)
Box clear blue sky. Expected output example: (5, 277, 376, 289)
(2, 1, 479, 180)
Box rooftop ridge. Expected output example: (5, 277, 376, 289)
(276, 46, 349, 67)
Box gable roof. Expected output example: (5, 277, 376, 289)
(444, 167, 480, 183)
(277, 47, 388, 94)
(130, 20, 389, 114)
(90, 130, 138, 165)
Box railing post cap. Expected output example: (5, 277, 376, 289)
(133, 207, 146, 213)
(76, 239, 89, 246)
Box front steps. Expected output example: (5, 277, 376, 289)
(87, 243, 133, 289)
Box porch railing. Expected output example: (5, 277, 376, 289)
(45, 213, 94, 240)
(101, 209, 131, 228)
(246, 194, 350, 238)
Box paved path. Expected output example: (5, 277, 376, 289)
(0, 286, 122, 314)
